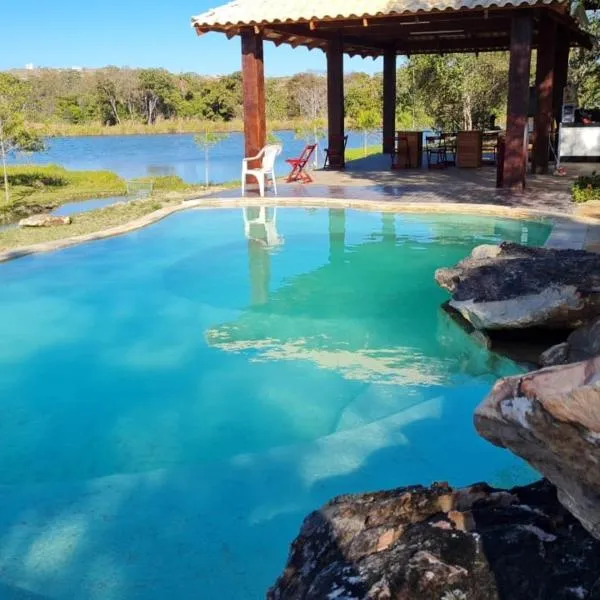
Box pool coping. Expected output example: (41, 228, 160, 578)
(0, 196, 596, 263)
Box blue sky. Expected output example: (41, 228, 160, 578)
(4, 0, 382, 76)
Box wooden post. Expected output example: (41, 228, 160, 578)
(553, 29, 570, 126)
(241, 30, 266, 170)
(503, 14, 533, 189)
(532, 17, 557, 174)
(327, 36, 345, 168)
(383, 50, 397, 155)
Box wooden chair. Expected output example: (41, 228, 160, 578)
(241, 144, 282, 197)
(441, 133, 457, 166)
(426, 135, 447, 169)
(285, 144, 317, 183)
(482, 131, 500, 164)
(324, 135, 349, 168)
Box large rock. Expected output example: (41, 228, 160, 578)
(19, 214, 71, 227)
(435, 242, 600, 330)
(475, 356, 600, 539)
(269, 480, 600, 600)
(541, 317, 600, 367)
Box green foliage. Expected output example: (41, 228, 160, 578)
(572, 172, 600, 203)
(345, 73, 382, 125)
(569, 11, 600, 108)
(194, 130, 227, 149)
(133, 175, 190, 192)
(407, 53, 508, 131)
(2, 164, 126, 219)
(194, 130, 229, 186)
(354, 108, 380, 132)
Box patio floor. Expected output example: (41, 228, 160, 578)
(214, 153, 597, 215)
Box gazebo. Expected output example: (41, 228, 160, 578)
(192, 0, 593, 188)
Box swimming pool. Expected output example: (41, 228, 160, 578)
(0, 208, 550, 599)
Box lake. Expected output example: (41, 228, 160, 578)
(9, 131, 372, 185)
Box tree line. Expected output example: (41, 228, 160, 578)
(8, 57, 510, 132)
(2, 10, 598, 137)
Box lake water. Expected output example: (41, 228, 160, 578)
(9, 131, 371, 185)
(0, 207, 548, 599)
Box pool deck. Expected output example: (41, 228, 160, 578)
(208, 153, 599, 251)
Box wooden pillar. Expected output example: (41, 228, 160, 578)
(503, 14, 533, 189)
(327, 37, 345, 168)
(553, 29, 570, 126)
(241, 30, 266, 169)
(383, 50, 397, 155)
(532, 17, 557, 174)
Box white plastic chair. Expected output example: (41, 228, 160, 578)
(241, 144, 282, 197)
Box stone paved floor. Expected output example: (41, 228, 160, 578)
(210, 153, 599, 215)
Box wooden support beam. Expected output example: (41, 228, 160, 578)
(503, 14, 533, 189)
(327, 36, 345, 169)
(383, 50, 397, 154)
(553, 29, 570, 126)
(241, 30, 266, 171)
(532, 17, 557, 174)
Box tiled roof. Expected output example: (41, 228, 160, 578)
(191, 0, 567, 29)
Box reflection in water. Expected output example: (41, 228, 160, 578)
(328, 209, 346, 264)
(207, 208, 519, 386)
(244, 207, 282, 306)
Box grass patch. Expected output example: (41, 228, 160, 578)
(345, 145, 381, 162)
(0, 189, 213, 251)
(2, 164, 127, 222)
(572, 172, 600, 203)
(0, 166, 220, 223)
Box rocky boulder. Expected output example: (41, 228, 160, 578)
(541, 317, 600, 367)
(269, 480, 600, 600)
(435, 243, 600, 331)
(19, 214, 72, 227)
(475, 356, 600, 539)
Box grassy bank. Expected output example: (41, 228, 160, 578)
(29, 118, 310, 138)
(0, 165, 220, 223)
(0, 193, 203, 251)
(1, 165, 126, 221)
(346, 146, 382, 162)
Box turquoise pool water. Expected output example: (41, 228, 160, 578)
(0, 208, 550, 599)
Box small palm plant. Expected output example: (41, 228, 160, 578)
(194, 129, 228, 188)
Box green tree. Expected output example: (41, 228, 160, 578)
(569, 11, 600, 108)
(0, 74, 44, 203)
(345, 73, 383, 124)
(353, 108, 380, 157)
(194, 130, 228, 186)
(138, 69, 177, 124)
(406, 53, 508, 131)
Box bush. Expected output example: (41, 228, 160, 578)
(572, 172, 600, 203)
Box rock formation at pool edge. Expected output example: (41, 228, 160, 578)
(268, 479, 600, 600)
(434, 242, 600, 331)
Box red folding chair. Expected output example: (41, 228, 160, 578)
(286, 144, 317, 183)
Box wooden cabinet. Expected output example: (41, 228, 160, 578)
(456, 131, 483, 168)
(393, 131, 423, 169)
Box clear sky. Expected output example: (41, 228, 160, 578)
(4, 0, 382, 76)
